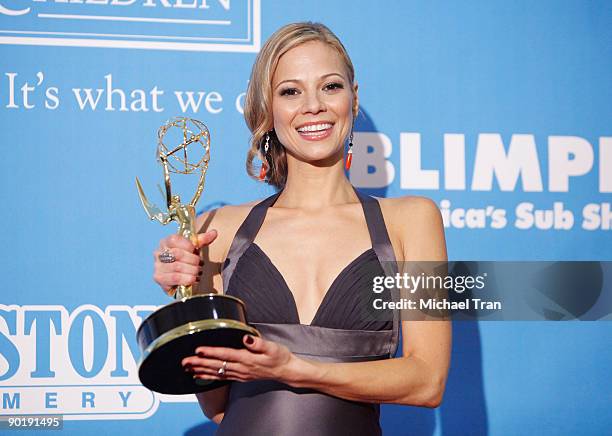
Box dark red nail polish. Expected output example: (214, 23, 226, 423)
(245, 335, 254, 345)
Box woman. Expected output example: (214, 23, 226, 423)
(153, 22, 451, 435)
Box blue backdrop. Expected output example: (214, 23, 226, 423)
(1, 1, 610, 435)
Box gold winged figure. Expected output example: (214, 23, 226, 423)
(136, 117, 211, 299)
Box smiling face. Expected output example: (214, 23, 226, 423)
(271, 40, 357, 166)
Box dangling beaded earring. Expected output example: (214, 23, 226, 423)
(345, 131, 354, 170)
(259, 131, 270, 181)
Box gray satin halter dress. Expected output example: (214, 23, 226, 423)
(215, 187, 399, 436)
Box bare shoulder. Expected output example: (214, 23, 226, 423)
(195, 199, 260, 233)
(378, 195, 441, 218)
(377, 195, 447, 261)
(194, 198, 262, 262)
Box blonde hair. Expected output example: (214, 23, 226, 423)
(244, 22, 356, 189)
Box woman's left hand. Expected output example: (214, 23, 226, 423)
(182, 334, 301, 384)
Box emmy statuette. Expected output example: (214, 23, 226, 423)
(135, 117, 259, 395)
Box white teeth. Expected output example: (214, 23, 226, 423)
(297, 123, 333, 133)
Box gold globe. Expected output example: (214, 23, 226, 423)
(157, 117, 210, 175)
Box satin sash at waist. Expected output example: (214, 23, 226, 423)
(215, 323, 394, 436)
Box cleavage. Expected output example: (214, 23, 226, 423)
(251, 242, 373, 325)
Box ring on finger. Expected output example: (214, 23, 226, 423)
(158, 248, 176, 264)
(217, 360, 228, 376)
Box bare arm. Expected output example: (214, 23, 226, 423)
(195, 386, 228, 424)
(193, 228, 230, 424)
(192, 210, 231, 422)
(153, 207, 236, 422)
(285, 197, 451, 406)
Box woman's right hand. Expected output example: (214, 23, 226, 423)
(153, 229, 218, 295)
